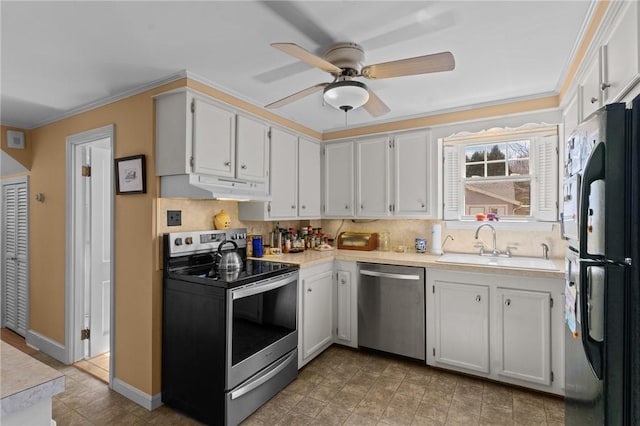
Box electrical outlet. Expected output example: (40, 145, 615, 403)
(167, 210, 182, 226)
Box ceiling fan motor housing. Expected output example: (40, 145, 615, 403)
(324, 42, 365, 74)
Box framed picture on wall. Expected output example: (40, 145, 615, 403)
(115, 154, 146, 194)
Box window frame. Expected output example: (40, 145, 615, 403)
(442, 126, 558, 222)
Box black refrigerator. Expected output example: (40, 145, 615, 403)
(562, 94, 640, 425)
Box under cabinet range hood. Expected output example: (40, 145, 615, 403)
(160, 174, 271, 201)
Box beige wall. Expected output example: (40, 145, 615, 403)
(27, 78, 186, 395)
(1, 125, 33, 170)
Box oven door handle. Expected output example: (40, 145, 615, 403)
(232, 273, 297, 300)
(230, 350, 297, 400)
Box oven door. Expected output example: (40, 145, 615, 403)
(226, 271, 298, 390)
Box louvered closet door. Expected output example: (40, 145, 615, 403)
(3, 181, 29, 336)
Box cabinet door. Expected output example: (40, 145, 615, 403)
(269, 128, 298, 218)
(336, 270, 352, 342)
(356, 137, 390, 217)
(563, 94, 580, 140)
(580, 57, 602, 120)
(434, 281, 490, 373)
(298, 138, 321, 217)
(323, 142, 354, 217)
(236, 115, 269, 183)
(496, 288, 551, 385)
(192, 98, 235, 177)
(394, 131, 432, 216)
(302, 270, 334, 360)
(602, 0, 639, 104)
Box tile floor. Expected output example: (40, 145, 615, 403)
(2, 329, 564, 425)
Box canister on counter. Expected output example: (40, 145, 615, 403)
(252, 235, 263, 258)
(415, 237, 427, 253)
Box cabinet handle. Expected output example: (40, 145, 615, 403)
(361, 204, 364, 209)
(291, 205, 296, 209)
(421, 203, 425, 208)
(345, 205, 349, 210)
(224, 161, 231, 167)
(475, 295, 482, 302)
(341, 279, 346, 285)
(505, 298, 511, 306)
(301, 205, 306, 209)
(307, 288, 312, 293)
(590, 97, 598, 104)
(241, 164, 247, 169)
(601, 82, 611, 91)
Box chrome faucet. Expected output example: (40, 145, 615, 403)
(441, 234, 454, 254)
(541, 243, 550, 260)
(474, 223, 498, 256)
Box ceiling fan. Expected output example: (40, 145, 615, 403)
(265, 42, 455, 117)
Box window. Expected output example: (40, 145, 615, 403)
(443, 126, 558, 222)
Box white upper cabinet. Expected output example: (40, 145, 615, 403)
(192, 97, 236, 178)
(602, 0, 640, 105)
(394, 130, 435, 217)
(267, 128, 298, 218)
(330, 130, 436, 219)
(322, 141, 354, 217)
(236, 115, 269, 183)
(578, 1, 639, 120)
(298, 137, 321, 218)
(155, 88, 270, 190)
(356, 136, 390, 217)
(563, 93, 580, 139)
(580, 55, 603, 119)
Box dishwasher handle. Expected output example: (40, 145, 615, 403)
(360, 269, 421, 280)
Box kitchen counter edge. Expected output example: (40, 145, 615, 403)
(251, 249, 564, 279)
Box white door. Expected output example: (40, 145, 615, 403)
(302, 270, 333, 359)
(356, 136, 390, 217)
(2, 178, 29, 337)
(268, 128, 298, 218)
(298, 137, 321, 217)
(88, 145, 112, 356)
(496, 287, 551, 385)
(394, 131, 432, 216)
(323, 142, 354, 217)
(434, 281, 490, 373)
(236, 115, 269, 183)
(192, 98, 236, 178)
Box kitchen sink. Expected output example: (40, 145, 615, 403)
(436, 253, 559, 271)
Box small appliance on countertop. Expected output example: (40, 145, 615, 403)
(337, 231, 378, 251)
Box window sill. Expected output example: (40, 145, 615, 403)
(444, 220, 557, 232)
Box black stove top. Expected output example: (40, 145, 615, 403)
(168, 259, 298, 288)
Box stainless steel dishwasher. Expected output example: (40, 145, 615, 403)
(357, 262, 425, 360)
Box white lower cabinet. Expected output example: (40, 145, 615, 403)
(427, 269, 564, 395)
(298, 262, 334, 368)
(496, 287, 551, 386)
(334, 260, 358, 348)
(433, 281, 490, 373)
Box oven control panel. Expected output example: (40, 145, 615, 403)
(167, 228, 247, 256)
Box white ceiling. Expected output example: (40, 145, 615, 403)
(1, 1, 594, 133)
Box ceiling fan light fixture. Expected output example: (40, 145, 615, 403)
(323, 80, 369, 112)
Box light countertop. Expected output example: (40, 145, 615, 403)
(0, 341, 65, 417)
(253, 248, 564, 279)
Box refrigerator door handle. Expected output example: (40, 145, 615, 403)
(579, 141, 606, 261)
(579, 261, 604, 379)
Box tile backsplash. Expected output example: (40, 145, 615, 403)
(157, 199, 564, 261)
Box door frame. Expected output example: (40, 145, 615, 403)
(64, 125, 115, 386)
(1, 175, 30, 334)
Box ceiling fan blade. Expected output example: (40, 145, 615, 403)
(271, 43, 342, 74)
(265, 83, 329, 109)
(363, 89, 391, 118)
(361, 51, 455, 79)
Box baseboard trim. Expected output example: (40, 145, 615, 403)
(112, 378, 163, 411)
(26, 330, 66, 363)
